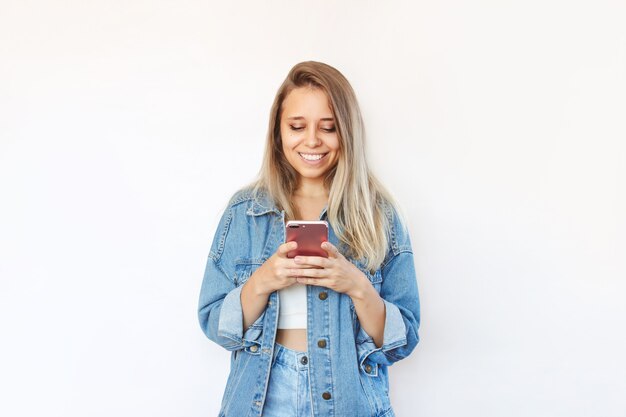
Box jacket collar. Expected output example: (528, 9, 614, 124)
(245, 190, 328, 220)
(245, 191, 281, 217)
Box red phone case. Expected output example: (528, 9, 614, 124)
(285, 221, 329, 258)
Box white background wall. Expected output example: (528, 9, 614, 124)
(1, 1, 625, 416)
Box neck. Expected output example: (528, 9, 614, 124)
(294, 178, 328, 199)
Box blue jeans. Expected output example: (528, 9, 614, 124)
(262, 343, 313, 417)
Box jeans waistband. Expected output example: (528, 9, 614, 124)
(272, 343, 309, 371)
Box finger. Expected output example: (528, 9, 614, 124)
(282, 277, 300, 285)
(284, 267, 304, 278)
(291, 268, 325, 278)
(321, 241, 341, 258)
(276, 257, 300, 266)
(295, 277, 331, 287)
(294, 256, 330, 268)
(277, 241, 298, 257)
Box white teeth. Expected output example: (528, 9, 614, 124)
(299, 153, 325, 161)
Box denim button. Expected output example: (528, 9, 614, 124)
(322, 392, 331, 400)
(300, 356, 308, 365)
(249, 345, 258, 353)
(365, 364, 372, 373)
(317, 339, 326, 348)
(318, 291, 328, 300)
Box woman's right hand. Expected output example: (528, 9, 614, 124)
(241, 242, 300, 330)
(248, 241, 300, 295)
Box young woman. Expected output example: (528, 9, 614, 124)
(198, 61, 420, 417)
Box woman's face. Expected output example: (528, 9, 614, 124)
(280, 87, 340, 187)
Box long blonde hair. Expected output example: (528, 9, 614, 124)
(254, 61, 395, 271)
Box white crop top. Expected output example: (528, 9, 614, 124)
(277, 283, 308, 329)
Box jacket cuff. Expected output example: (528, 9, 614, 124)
(217, 285, 265, 348)
(355, 299, 407, 375)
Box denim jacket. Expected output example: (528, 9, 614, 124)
(198, 188, 420, 417)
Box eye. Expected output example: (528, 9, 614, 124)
(321, 126, 336, 133)
(289, 125, 304, 131)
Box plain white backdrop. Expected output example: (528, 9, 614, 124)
(1, 1, 625, 416)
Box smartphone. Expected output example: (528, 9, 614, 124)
(285, 220, 329, 258)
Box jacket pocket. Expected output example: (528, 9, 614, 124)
(366, 268, 383, 292)
(233, 259, 264, 286)
(352, 259, 383, 293)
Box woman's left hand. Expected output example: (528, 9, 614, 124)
(293, 242, 369, 298)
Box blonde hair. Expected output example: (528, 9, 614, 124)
(254, 61, 396, 271)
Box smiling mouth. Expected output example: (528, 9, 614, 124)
(298, 152, 328, 161)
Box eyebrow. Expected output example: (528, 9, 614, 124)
(286, 116, 335, 122)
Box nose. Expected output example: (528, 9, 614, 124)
(305, 126, 321, 147)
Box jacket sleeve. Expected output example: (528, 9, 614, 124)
(197, 205, 265, 351)
(354, 216, 420, 371)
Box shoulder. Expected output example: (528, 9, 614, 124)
(226, 186, 257, 209)
(209, 186, 277, 259)
(225, 185, 279, 216)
